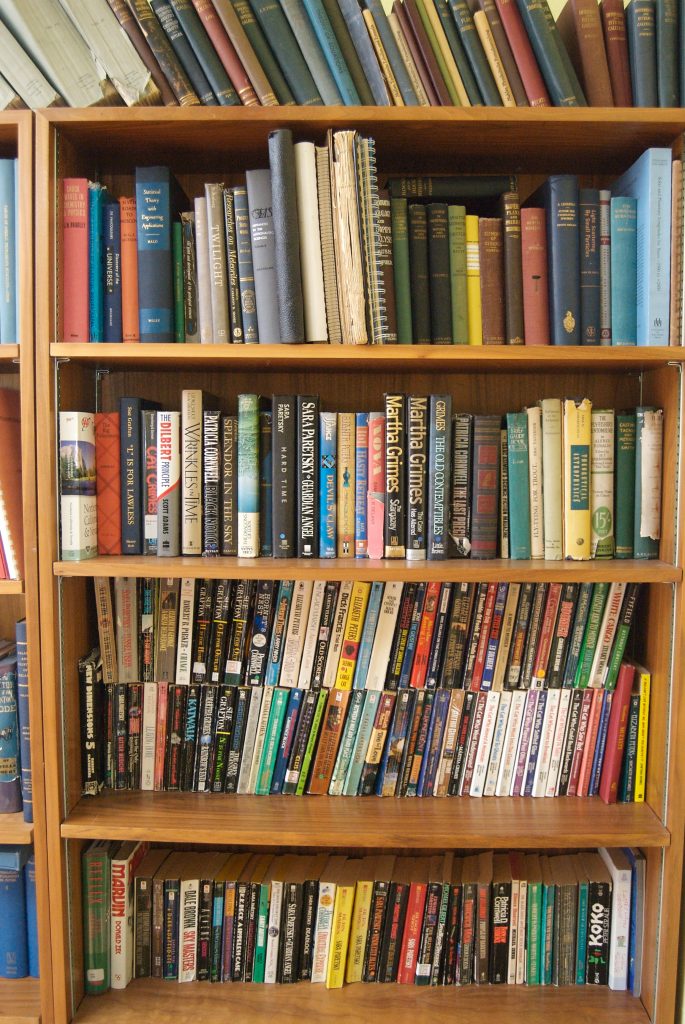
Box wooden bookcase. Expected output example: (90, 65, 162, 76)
(0, 112, 52, 1024)
(33, 107, 685, 1024)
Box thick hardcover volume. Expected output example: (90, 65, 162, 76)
(391, 199, 413, 344)
(189, 0, 256, 105)
(634, 407, 663, 560)
(230, 0, 294, 104)
(268, 130, 305, 345)
(465, 215, 483, 345)
(600, 0, 633, 105)
(427, 204, 452, 345)
(384, 394, 406, 558)
(128, 0, 201, 104)
(521, 208, 550, 345)
(540, 175, 580, 345)
(249, 0, 323, 104)
(221, 415, 238, 556)
(297, 397, 320, 558)
(61, 179, 89, 342)
(563, 398, 592, 559)
(626, 0, 657, 106)
(156, 411, 181, 556)
(105, 0, 178, 105)
(478, 218, 505, 345)
(500, 193, 524, 345)
(599, 190, 612, 343)
(610, 198, 637, 346)
(95, 413, 122, 555)
(471, 415, 501, 559)
(614, 412, 636, 558)
(449, 413, 473, 557)
(428, 395, 452, 559)
(514, 0, 584, 104)
(83, 841, 114, 993)
(245, 169, 280, 344)
(408, 205, 431, 344)
(60, 411, 97, 561)
(493, 0, 550, 104)
(579, 189, 600, 345)
(103, 202, 122, 343)
(203, 411, 221, 556)
(447, 205, 467, 345)
(272, 396, 296, 558)
(232, 186, 257, 344)
(406, 396, 428, 561)
(119, 197, 140, 342)
(556, 0, 614, 105)
(135, 167, 175, 342)
(150, 0, 216, 104)
(237, 394, 259, 557)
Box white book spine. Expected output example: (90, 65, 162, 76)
(589, 581, 626, 687)
(516, 879, 527, 984)
(364, 582, 402, 690)
(540, 398, 562, 560)
(545, 689, 572, 796)
(322, 581, 353, 689)
(297, 580, 326, 689)
(638, 409, 663, 541)
(194, 197, 213, 344)
(470, 692, 500, 797)
(236, 687, 264, 794)
(179, 877, 199, 982)
(175, 578, 196, 686)
(590, 409, 615, 557)
(279, 581, 314, 687)
(181, 390, 202, 555)
(526, 405, 544, 559)
(532, 688, 561, 797)
(140, 682, 158, 791)
(264, 880, 283, 983)
(495, 690, 527, 797)
(246, 687, 274, 794)
(111, 850, 139, 989)
(507, 879, 519, 984)
(484, 691, 512, 796)
(599, 849, 632, 990)
(310, 880, 336, 983)
(294, 142, 328, 342)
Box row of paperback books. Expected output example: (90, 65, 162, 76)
(0, 623, 32, 822)
(82, 842, 643, 995)
(0, 847, 38, 980)
(59, 391, 664, 563)
(80, 576, 649, 803)
(61, 138, 679, 348)
(2, 0, 684, 111)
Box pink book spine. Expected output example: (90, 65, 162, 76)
(153, 681, 169, 791)
(367, 412, 385, 559)
(521, 208, 550, 346)
(61, 178, 89, 342)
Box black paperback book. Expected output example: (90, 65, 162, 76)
(272, 395, 296, 557)
(297, 395, 319, 558)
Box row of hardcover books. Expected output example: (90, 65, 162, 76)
(0, 623, 32, 823)
(82, 842, 643, 996)
(2, 0, 684, 111)
(59, 392, 664, 563)
(0, 847, 38, 980)
(80, 576, 648, 804)
(61, 139, 679, 348)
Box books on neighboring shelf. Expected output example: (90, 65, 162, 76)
(60, 392, 664, 564)
(79, 575, 649, 804)
(82, 842, 644, 993)
(0, 846, 39, 979)
(0, 625, 32, 823)
(58, 141, 680, 348)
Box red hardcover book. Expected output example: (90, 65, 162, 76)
(556, 0, 614, 105)
(599, 662, 635, 804)
(470, 415, 501, 560)
(396, 863, 429, 984)
(95, 412, 122, 555)
(409, 581, 441, 689)
(470, 583, 498, 691)
(153, 681, 168, 791)
(566, 689, 594, 797)
(521, 208, 550, 346)
(119, 198, 139, 343)
(478, 218, 506, 346)
(190, 0, 259, 105)
(392, 0, 440, 106)
(493, 0, 550, 105)
(61, 178, 89, 343)
(577, 688, 604, 797)
(531, 582, 562, 685)
(600, 0, 633, 106)
(0, 388, 23, 580)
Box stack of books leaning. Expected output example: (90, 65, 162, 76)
(59, 392, 664, 563)
(80, 575, 650, 804)
(1, 0, 683, 109)
(0, 847, 38, 981)
(82, 843, 644, 995)
(60, 137, 680, 348)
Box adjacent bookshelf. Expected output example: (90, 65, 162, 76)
(34, 107, 685, 1024)
(0, 112, 51, 1024)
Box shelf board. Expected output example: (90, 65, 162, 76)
(53, 556, 681, 584)
(50, 342, 685, 370)
(61, 793, 669, 849)
(0, 812, 33, 844)
(0, 579, 24, 594)
(0, 344, 19, 363)
(73, 977, 648, 1023)
(0, 977, 41, 1024)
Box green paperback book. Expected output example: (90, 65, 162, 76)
(391, 198, 413, 344)
(251, 881, 271, 982)
(615, 412, 636, 558)
(255, 687, 289, 794)
(573, 582, 610, 688)
(295, 689, 328, 795)
(342, 689, 382, 795)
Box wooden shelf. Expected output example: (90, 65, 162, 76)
(72, 977, 648, 1024)
(0, 344, 20, 363)
(0, 977, 41, 1024)
(61, 793, 669, 849)
(50, 342, 685, 371)
(53, 556, 681, 584)
(0, 579, 24, 595)
(0, 811, 33, 844)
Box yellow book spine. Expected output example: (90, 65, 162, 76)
(337, 413, 356, 557)
(335, 581, 371, 689)
(562, 397, 592, 559)
(634, 669, 650, 803)
(465, 215, 482, 345)
(345, 879, 374, 983)
(325, 883, 356, 988)
(362, 9, 404, 105)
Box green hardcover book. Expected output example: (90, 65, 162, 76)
(506, 412, 531, 560)
(615, 412, 636, 558)
(391, 198, 413, 344)
(432, 0, 483, 105)
(408, 204, 431, 344)
(603, 582, 640, 692)
(574, 863, 588, 985)
(514, 0, 584, 105)
(230, 0, 296, 104)
(634, 406, 663, 560)
(251, 881, 270, 982)
(282, 0, 344, 104)
(448, 205, 467, 344)
(320, 0, 375, 104)
(82, 839, 116, 995)
(656, 0, 679, 105)
(223, 188, 243, 344)
(255, 687, 289, 794)
(427, 204, 452, 345)
(414, 0, 463, 105)
(248, 0, 323, 104)
(295, 689, 328, 795)
(447, 0, 502, 104)
(573, 582, 609, 688)
(540, 857, 555, 986)
(172, 220, 184, 343)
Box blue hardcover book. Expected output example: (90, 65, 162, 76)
(281, 0, 343, 103)
(428, 395, 452, 560)
(0, 846, 29, 871)
(0, 648, 20, 814)
(352, 581, 383, 689)
(579, 189, 600, 345)
(610, 197, 638, 346)
(259, 407, 273, 557)
(425, 583, 454, 689)
(355, 412, 369, 558)
(506, 412, 531, 559)
(0, 160, 17, 344)
(264, 581, 294, 687)
(135, 166, 175, 343)
(25, 855, 38, 978)
(613, 148, 672, 345)
(319, 411, 337, 558)
(343, 689, 381, 795)
(481, 582, 508, 691)
(269, 688, 303, 794)
(0, 860, 27, 977)
(88, 183, 105, 342)
(541, 175, 580, 345)
(417, 688, 450, 797)
(336, 0, 390, 103)
(522, 689, 547, 796)
(103, 201, 122, 343)
(14, 621, 30, 824)
(575, 871, 589, 984)
(301, 0, 361, 102)
(589, 690, 612, 796)
(366, 0, 419, 104)
(398, 582, 427, 689)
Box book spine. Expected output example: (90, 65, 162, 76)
(103, 202, 122, 343)
(514, 0, 583, 104)
(427, 204, 452, 344)
(478, 217, 505, 345)
(355, 413, 369, 557)
(579, 188, 600, 345)
(600, 0, 633, 104)
(406, 396, 428, 561)
(391, 198, 413, 344)
(245, 168, 280, 344)
(187, 0, 254, 104)
(428, 395, 452, 558)
(60, 410, 98, 561)
(465, 214, 483, 345)
(297, 396, 319, 557)
(634, 407, 663, 560)
(470, 415, 500, 559)
(250, 0, 323, 104)
(135, 167, 174, 342)
(156, 411, 181, 556)
(237, 394, 259, 558)
(599, 189, 612, 344)
(626, 0, 658, 105)
(408, 204, 430, 344)
(221, 189, 242, 343)
(95, 412, 122, 556)
(88, 185, 104, 343)
(232, 186, 258, 343)
(610, 197, 637, 346)
(384, 394, 406, 558)
(447, 0, 502, 104)
(61, 179, 89, 342)
(337, 412, 355, 557)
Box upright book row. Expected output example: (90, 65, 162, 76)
(80, 575, 649, 803)
(0, 846, 39, 981)
(60, 138, 679, 348)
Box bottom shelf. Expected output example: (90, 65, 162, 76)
(73, 978, 648, 1023)
(0, 976, 41, 1023)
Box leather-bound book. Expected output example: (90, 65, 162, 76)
(556, 0, 614, 105)
(520, 207, 550, 346)
(500, 192, 524, 345)
(599, 0, 633, 105)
